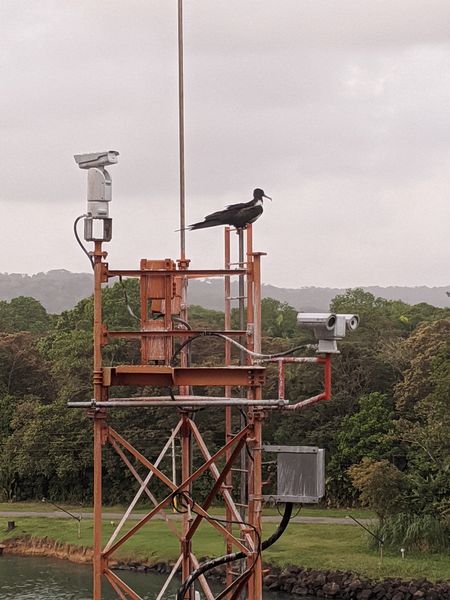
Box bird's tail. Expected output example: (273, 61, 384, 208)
(188, 219, 222, 230)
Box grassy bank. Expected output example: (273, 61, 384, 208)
(1, 516, 448, 582)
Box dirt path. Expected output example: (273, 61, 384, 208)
(0, 511, 373, 525)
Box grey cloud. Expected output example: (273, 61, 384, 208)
(1, 1, 450, 288)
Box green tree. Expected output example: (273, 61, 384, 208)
(327, 393, 397, 504)
(6, 396, 92, 501)
(347, 458, 406, 522)
(0, 296, 51, 334)
(0, 333, 55, 399)
(261, 298, 298, 338)
(393, 328, 450, 517)
(394, 318, 450, 414)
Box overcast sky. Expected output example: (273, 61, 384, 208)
(1, 1, 450, 288)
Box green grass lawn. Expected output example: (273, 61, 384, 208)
(1, 516, 448, 582)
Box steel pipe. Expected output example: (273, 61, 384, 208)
(282, 393, 326, 411)
(258, 356, 320, 364)
(68, 397, 287, 408)
(107, 269, 247, 278)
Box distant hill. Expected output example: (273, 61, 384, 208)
(0, 270, 449, 313)
(188, 280, 450, 311)
(0, 270, 92, 313)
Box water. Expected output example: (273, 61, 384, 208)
(0, 556, 307, 599)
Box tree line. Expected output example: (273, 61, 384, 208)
(0, 285, 448, 551)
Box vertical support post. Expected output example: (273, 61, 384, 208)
(92, 241, 104, 600)
(178, 0, 186, 260)
(237, 229, 247, 522)
(224, 228, 233, 595)
(248, 410, 263, 600)
(164, 271, 174, 363)
(172, 430, 177, 488)
(246, 225, 254, 358)
(93, 241, 104, 402)
(247, 248, 264, 599)
(278, 359, 285, 400)
(324, 353, 332, 400)
(93, 413, 105, 600)
(177, 0, 190, 377)
(237, 229, 246, 363)
(253, 253, 263, 355)
(180, 413, 192, 599)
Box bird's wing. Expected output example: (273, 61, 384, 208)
(203, 208, 229, 221)
(225, 200, 253, 210)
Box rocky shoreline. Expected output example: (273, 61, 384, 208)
(261, 565, 450, 600)
(2, 536, 449, 599)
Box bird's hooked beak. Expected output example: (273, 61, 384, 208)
(263, 194, 272, 201)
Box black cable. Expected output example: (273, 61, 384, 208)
(151, 312, 192, 368)
(172, 315, 192, 330)
(73, 215, 94, 270)
(170, 332, 310, 366)
(175, 500, 293, 600)
(152, 312, 192, 331)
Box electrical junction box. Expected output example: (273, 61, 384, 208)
(84, 217, 112, 242)
(262, 445, 325, 504)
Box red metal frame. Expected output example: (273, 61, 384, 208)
(84, 225, 333, 600)
(268, 354, 332, 407)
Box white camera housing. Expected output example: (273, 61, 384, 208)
(74, 150, 119, 170)
(297, 312, 359, 353)
(74, 150, 120, 217)
(74, 150, 119, 241)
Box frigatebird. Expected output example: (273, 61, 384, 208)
(188, 188, 272, 230)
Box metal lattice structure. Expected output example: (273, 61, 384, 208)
(69, 224, 333, 600)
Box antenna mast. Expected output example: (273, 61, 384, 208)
(178, 0, 186, 260)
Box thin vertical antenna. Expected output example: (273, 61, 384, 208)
(178, 0, 186, 260)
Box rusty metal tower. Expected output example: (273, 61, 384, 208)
(73, 213, 280, 599)
(68, 6, 355, 598)
(70, 181, 338, 599)
(70, 148, 342, 600)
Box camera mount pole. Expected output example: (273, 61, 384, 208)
(178, 0, 186, 260)
(92, 240, 107, 600)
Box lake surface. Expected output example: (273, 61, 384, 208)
(0, 555, 315, 599)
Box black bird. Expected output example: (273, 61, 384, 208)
(188, 188, 272, 230)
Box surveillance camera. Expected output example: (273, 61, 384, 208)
(74, 150, 119, 170)
(297, 312, 359, 353)
(340, 314, 359, 331)
(297, 313, 336, 333)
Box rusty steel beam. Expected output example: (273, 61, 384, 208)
(70, 398, 286, 408)
(107, 329, 247, 339)
(190, 553, 216, 600)
(224, 226, 234, 598)
(180, 413, 192, 599)
(185, 432, 248, 544)
(155, 555, 183, 600)
(104, 365, 265, 387)
(104, 569, 143, 600)
(104, 571, 128, 600)
(107, 268, 247, 278)
(106, 436, 181, 549)
(92, 241, 105, 600)
(189, 419, 255, 549)
(105, 425, 251, 557)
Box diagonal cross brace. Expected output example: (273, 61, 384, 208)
(189, 418, 254, 549)
(104, 424, 250, 558)
(104, 568, 143, 600)
(185, 429, 250, 546)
